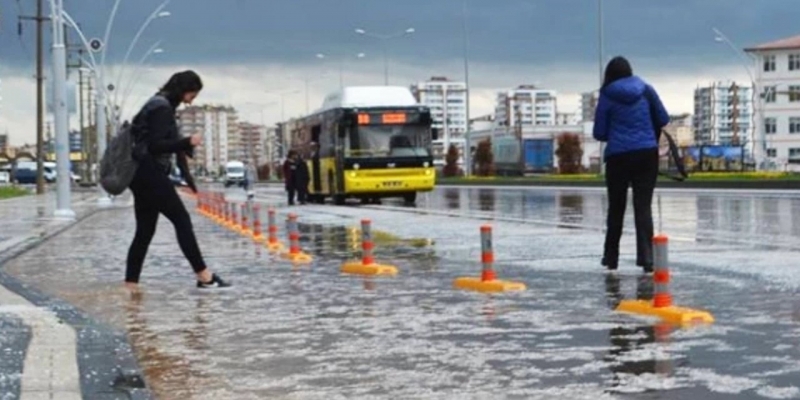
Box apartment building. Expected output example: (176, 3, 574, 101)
(746, 34, 800, 167)
(693, 81, 753, 146)
(177, 105, 240, 175)
(495, 85, 557, 127)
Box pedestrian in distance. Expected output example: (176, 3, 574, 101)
(593, 56, 670, 273)
(125, 70, 231, 290)
(243, 159, 257, 201)
(295, 153, 310, 205)
(283, 150, 299, 205)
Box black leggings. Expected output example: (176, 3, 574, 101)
(125, 159, 207, 283)
(603, 148, 659, 268)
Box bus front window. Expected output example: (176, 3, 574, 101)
(349, 125, 430, 158)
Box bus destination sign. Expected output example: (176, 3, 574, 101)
(357, 111, 411, 125)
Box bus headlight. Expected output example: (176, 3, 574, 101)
(423, 162, 429, 168)
(353, 163, 360, 170)
(425, 169, 432, 175)
(349, 171, 356, 178)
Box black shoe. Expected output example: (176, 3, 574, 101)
(197, 273, 232, 289)
(601, 257, 618, 271)
(641, 264, 654, 274)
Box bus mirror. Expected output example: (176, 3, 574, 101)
(431, 128, 439, 141)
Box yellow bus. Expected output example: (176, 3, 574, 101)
(290, 86, 437, 205)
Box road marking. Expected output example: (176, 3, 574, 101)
(0, 285, 81, 400)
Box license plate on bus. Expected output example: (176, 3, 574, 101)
(382, 181, 402, 187)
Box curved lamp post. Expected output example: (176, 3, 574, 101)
(354, 27, 414, 85)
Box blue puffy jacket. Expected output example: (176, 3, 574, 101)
(593, 76, 670, 159)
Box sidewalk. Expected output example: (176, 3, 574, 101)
(0, 191, 152, 400)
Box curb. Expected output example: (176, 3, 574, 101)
(0, 205, 155, 400)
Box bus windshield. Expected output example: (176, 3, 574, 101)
(349, 124, 430, 158)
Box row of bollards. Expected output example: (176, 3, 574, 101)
(192, 191, 713, 327)
(195, 192, 311, 264)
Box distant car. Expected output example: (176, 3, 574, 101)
(0, 171, 10, 184)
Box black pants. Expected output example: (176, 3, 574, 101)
(126, 159, 207, 283)
(297, 185, 308, 204)
(286, 187, 296, 205)
(603, 148, 659, 268)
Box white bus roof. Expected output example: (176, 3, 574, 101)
(319, 86, 420, 112)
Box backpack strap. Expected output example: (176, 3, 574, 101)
(644, 88, 688, 182)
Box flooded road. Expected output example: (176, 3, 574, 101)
(5, 186, 800, 399)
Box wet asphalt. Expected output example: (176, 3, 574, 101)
(4, 185, 800, 399)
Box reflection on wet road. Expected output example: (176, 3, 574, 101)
(4, 186, 800, 399)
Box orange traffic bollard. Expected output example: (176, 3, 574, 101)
(280, 213, 312, 263)
(453, 225, 526, 293)
(341, 219, 397, 276)
(240, 203, 251, 235)
(230, 203, 238, 231)
(653, 236, 672, 308)
(265, 208, 285, 252)
(252, 204, 264, 242)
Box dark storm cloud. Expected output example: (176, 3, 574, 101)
(1, 0, 798, 70)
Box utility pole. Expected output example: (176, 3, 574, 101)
(51, 0, 74, 218)
(67, 31, 85, 182)
(18, 0, 49, 195)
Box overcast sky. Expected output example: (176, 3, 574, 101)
(0, 0, 797, 145)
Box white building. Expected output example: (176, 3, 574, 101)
(581, 91, 598, 122)
(746, 35, 800, 169)
(177, 105, 240, 175)
(556, 112, 580, 125)
(495, 85, 557, 127)
(410, 76, 467, 140)
(411, 77, 468, 170)
(692, 81, 753, 146)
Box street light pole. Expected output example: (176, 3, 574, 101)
(355, 27, 415, 85)
(598, 0, 605, 175)
(316, 52, 365, 90)
(713, 27, 763, 169)
(50, 0, 74, 218)
(462, 0, 472, 176)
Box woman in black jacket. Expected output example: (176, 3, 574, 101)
(125, 70, 230, 290)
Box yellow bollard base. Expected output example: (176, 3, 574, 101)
(453, 277, 527, 293)
(280, 251, 313, 264)
(340, 261, 398, 276)
(266, 241, 285, 253)
(616, 300, 715, 327)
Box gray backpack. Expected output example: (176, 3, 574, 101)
(99, 123, 138, 195)
(99, 95, 170, 195)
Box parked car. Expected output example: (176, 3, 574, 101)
(0, 170, 10, 184)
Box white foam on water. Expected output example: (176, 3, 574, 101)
(687, 368, 762, 394)
(610, 372, 689, 393)
(756, 385, 800, 399)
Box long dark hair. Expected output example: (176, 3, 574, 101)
(159, 70, 203, 106)
(602, 56, 633, 88)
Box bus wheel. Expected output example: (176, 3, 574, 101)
(403, 192, 417, 205)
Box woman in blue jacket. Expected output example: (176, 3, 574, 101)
(593, 57, 669, 273)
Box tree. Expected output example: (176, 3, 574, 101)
(258, 163, 271, 180)
(555, 133, 584, 174)
(474, 138, 495, 177)
(442, 144, 461, 177)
